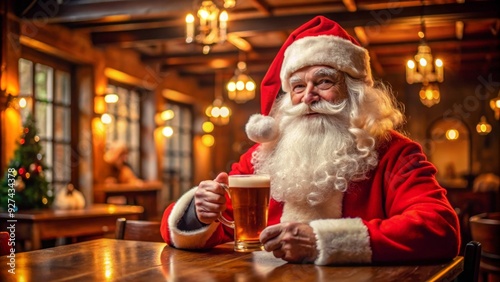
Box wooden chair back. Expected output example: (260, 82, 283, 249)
(115, 218, 163, 242)
(456, 241, 481, 282)
(470, 212, 500, 281)
(0, 232, 10, 256)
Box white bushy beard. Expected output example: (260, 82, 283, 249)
(253, 96, 378, 206)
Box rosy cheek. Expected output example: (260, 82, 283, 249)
(291, 94, 302, 105)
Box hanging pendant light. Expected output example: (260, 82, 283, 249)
(476, 116, 492, 135)
(419, 83, 440, 108)
(227, 61, 256, 104)
(406, 4, 444, 107)
(206, 71, 232, 126)
(490, 91, 500, 120)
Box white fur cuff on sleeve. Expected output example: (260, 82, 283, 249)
(168, 187, 219, 248)
(310, 218, 372, 265)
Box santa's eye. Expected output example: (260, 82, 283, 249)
(315, 79, 334, 90)
(292, 83, 306, 93)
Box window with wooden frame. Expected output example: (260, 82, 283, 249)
(18, 51, 74, 194)
(104, 83, 142, 176)
(161, 101, 194, 200)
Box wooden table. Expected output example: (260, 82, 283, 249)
(94, 181, 162, 220)
(0, 238, 464, 281)
(0, 204, 144, 251)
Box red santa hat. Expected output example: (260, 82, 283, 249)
(246, 16, 373, 143)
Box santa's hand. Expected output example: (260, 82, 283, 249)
(260, 222, 318, 264)
(194, 172, 228, 225)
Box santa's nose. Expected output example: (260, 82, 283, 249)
(303, 86, 320, 104)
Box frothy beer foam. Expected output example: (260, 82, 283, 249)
(229, 175, 270, 188)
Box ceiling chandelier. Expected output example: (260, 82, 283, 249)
(185, 0, 236, 54)
(406, 18, 444, 107)
(226, 61, 256, 104)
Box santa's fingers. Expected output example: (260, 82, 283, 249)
(260, 224, 284, 244)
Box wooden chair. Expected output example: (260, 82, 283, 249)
(470, 212, 500, 282)
(115, 218, 164, 242)
(456, 241, 482, 282)
(0, 231, 10, 256)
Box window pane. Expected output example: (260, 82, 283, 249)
(35, 101, 52, 138)
(55, 70, 71, 105)
(54, 144, 71, 182)
(35, 64, 54, 102)
(130, 121, 140, 148)
(117, 117, 128, 143)
(130, 91, 140, 120)
(54, 106, 70, 142)
(19, 58, 33, 96)
(41, 141, 53, 176)
(117, 87, 128, 117)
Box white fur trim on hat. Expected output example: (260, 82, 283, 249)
(280, 35, 373, 92)
(245, 114, 279, 144)
(310, 218, 372, 265)
(167, 187, 219, 248)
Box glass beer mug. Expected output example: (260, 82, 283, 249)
(218, 174, 271, 252)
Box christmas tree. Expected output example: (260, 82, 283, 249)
(0, 114, 53, 210)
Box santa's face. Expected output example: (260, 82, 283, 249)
(253, 70, 378, 206)
(288, 66, 347, 107)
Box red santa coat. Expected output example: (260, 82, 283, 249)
(161, 131, 460, 265)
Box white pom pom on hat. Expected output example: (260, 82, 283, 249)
(245, 114, 279, 143)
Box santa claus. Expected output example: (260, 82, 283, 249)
(161, 16, 460, 265)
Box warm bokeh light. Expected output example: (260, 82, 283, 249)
(161, 110, 175, 121)
(476, 116, 492, 135)
(101, 113, 112, 124)
(19, 97, 27, 108)
(202, 121, 214, 133)
(201, 134, 215, 147)
(407, 60, 415, 69)
(445, 129, 459, 140)
(104, 93, 119, 103)
(162, 126, 174, 137)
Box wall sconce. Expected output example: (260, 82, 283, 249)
(476, 116, 492, 135)
(491, 91, 500, 120)
(1, 91, 32, 111)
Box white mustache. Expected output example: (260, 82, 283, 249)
(283, 99, 348, 117)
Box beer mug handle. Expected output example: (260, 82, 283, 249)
(217, 183, 235, 229)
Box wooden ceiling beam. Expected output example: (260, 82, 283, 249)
(89, 1, 499, 45)
(22, 0, 190, 23)
(249, 0, 272, 16)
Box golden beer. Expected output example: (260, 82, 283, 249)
(219, 175, 270, 252)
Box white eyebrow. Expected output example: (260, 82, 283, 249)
(313, 67, 338, 78)
(289, 75, 302, 85)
